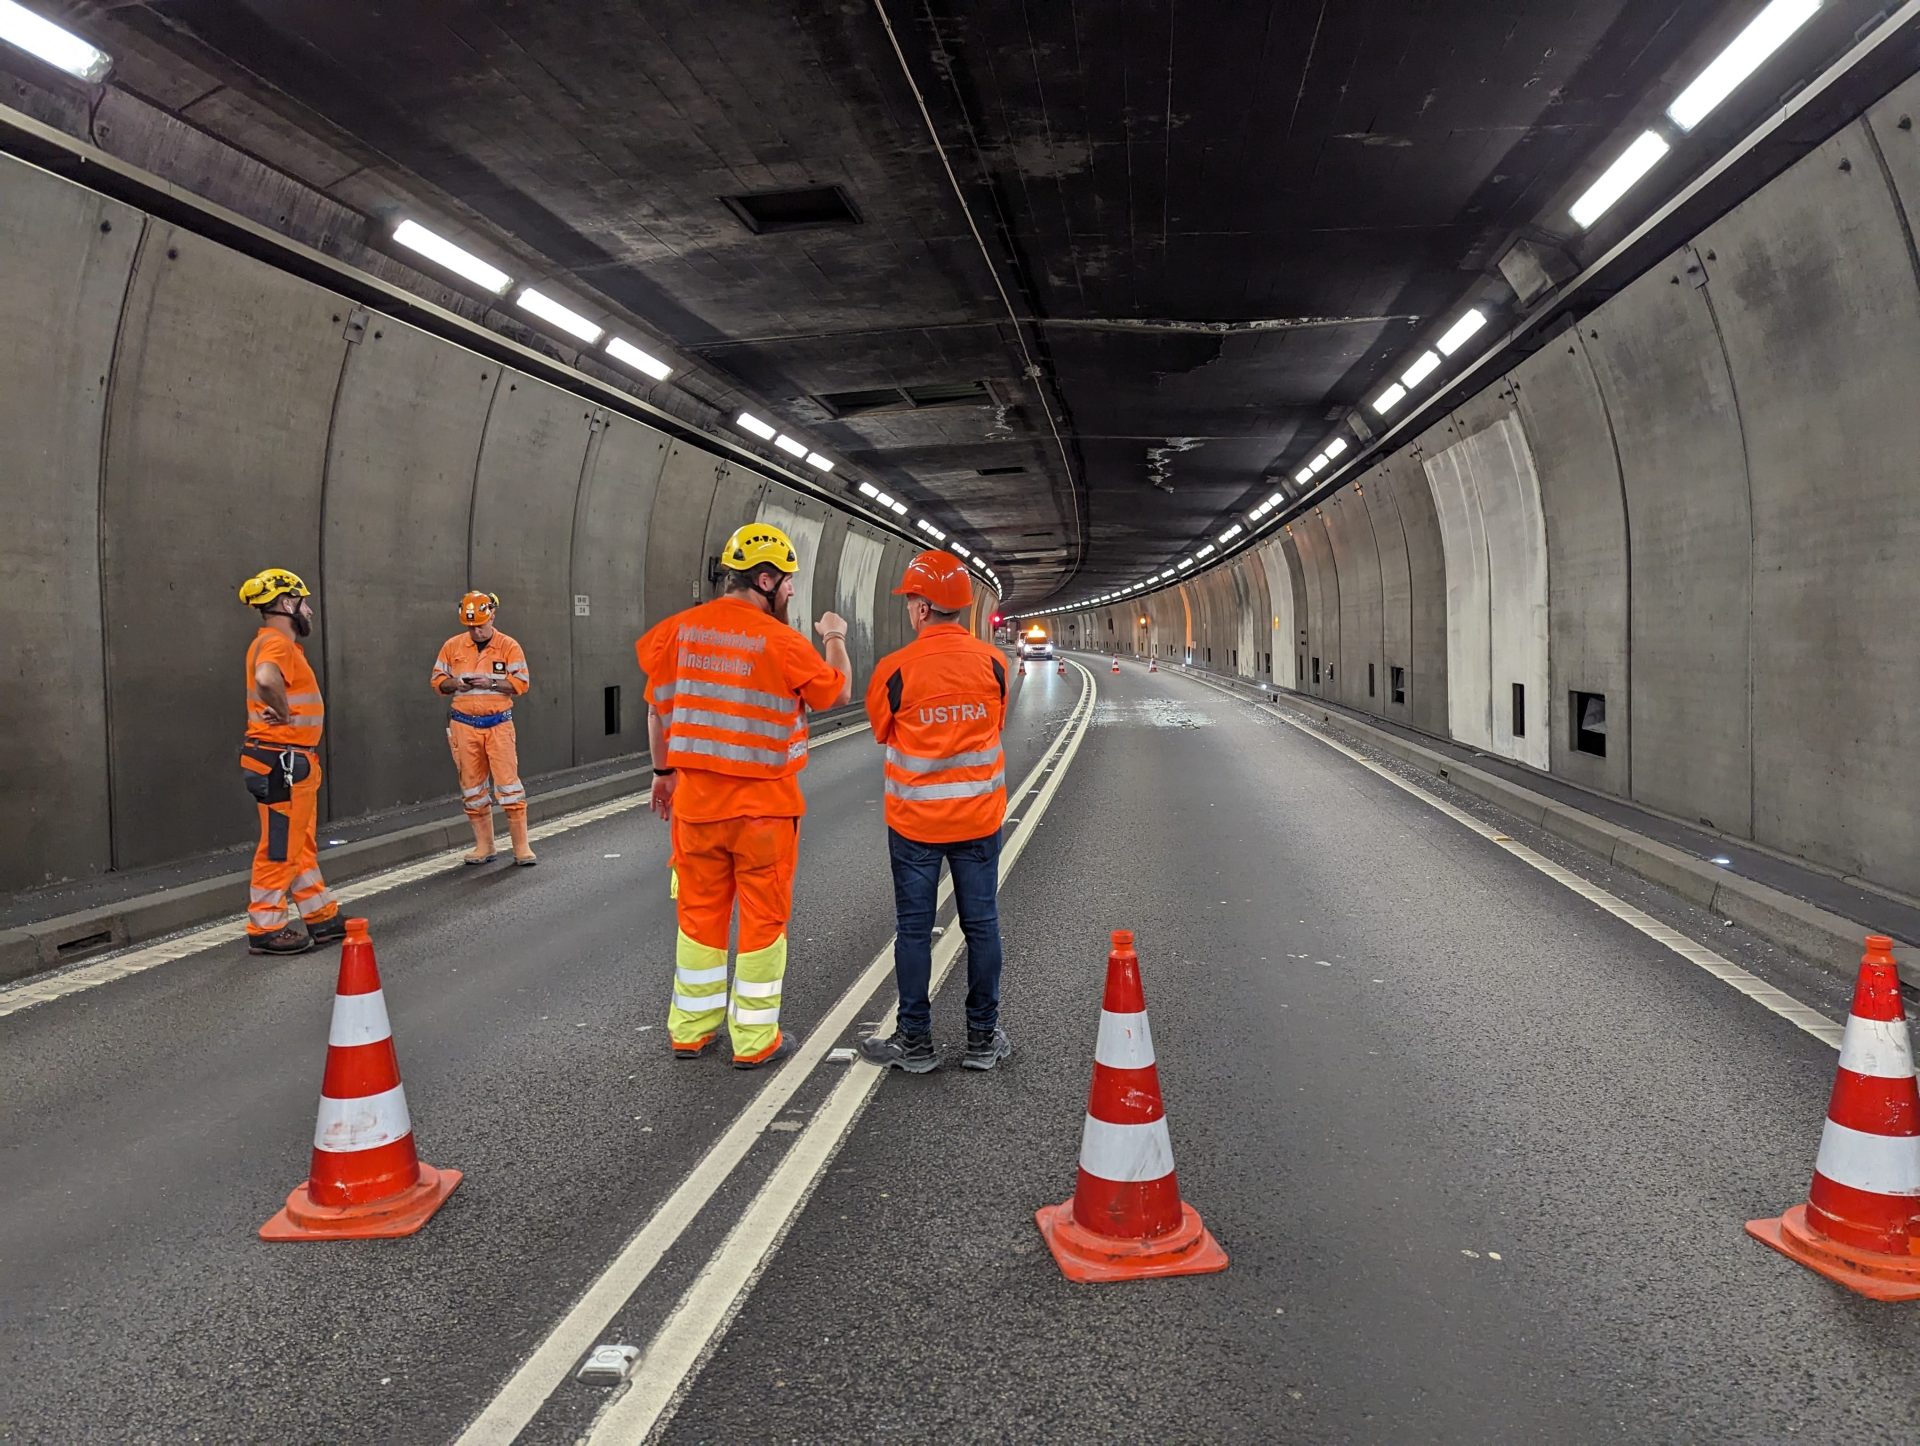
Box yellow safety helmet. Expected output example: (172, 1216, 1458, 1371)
(458, 590, 499, 626)
(719, 522, 799, 574)
(237, 567, 310, 608)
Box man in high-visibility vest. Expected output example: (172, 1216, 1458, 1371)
(859, 550, 1010, 1072)
(635, 522, 852, 1068)
(432, 590, 537, 866)
(237, 567, 344, 956)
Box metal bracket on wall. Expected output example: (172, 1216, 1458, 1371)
(588, 407, 609, 434)
(342, 306, 370, 343)
(1683, 246, 1711, 289)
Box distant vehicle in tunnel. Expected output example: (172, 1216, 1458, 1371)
(1017, 624, 1053, 660)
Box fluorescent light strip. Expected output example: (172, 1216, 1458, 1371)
(1324, 437, 1348, 460)
(1196, 544, 1216, 559)
(858, 481, 880, 499)
(1669, 0, 1821, 132)
(873, 491, 895, 508)
(1569, 130, 1671, 229)
(1266, 491, 1284, 508)
(1400, 350, 1442, 388)
(774, 434, 808, 459)
(952, 545, 971, 559)
(1309, 454, 1330, 474)
(805, 453, 834, 472)
(736, 413, 778, 441)
(1436, 308, 1488, 356)
(1219, 524, 1244, 543)
(0, 0, 110, 80)
(1294, 466, 1315, 484)
(1372, 383, 1407, 414)
(392, 220, 512, 295)
(1177, 559, 1194, 570)
(890, 500, 908, 516)
(516, 288, 603, 344)
(603, 337, 673, 381)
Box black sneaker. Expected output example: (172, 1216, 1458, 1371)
(248, 926, 314, 956)
(859, 1029, 937, 1073)
(672, 1033, 719, 1061)
(733, 1030, 800, 1071)
(963, 1026, 1011, 1071)
(307, 915, 347, 946)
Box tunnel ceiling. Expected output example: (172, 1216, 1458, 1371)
(91, 1, 1748, 606)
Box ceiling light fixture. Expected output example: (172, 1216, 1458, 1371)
(0, 1, 110, 80)
(858, 481, 880, 498)
(805, 453, 834, 472)
(1569, 130, 1671, 229)
(953, 544, 971, 559)
(516, 288, 604, 344)
(605, 337, 673, 380)
(1266, 491, 1284, 509)
(774, 434, 809, 459)
(1196, 544, 1216, 559)
(1372, 383, 1407, 414)
(873, 490, 896, 508)
(1436, 309, 1489, 356)
(736, 413, 778, 441)
(1177, 559, 1194, 570)
(1219, 524, 1244, 543)
(392, 219, 512, 295)
(1294, 466, 1314, 484)
(1309, 453, 1330, 474)
(1668, 0, 1821, 132)
(1324, 437, 1349, 460)
(890, 499, 908, 516)
(1400, 350, 1443, 388)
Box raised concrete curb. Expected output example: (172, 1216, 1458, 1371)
(1143, 658, 1919, 992)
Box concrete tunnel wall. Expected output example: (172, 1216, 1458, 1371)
(1067, 72, 1920, 901)
(0, 150, 994, 893)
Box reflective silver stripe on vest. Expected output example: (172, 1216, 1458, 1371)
(884, 770, 1007, 802)
(671, 705, 798, 742)
(673, 735, 793, 767)
(654, 677, 798, 715)
(885, 745, 1004, 775)
(285, 692, 325, 706)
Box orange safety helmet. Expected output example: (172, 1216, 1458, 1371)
(893, 549, 973, 612)
(458, 590, 499, 626)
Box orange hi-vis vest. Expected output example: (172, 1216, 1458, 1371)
(245, 628, 324, 748)
(866, 623, 1008, 843)
(432, 629, 531, 716)
(636, 596, 847, 819)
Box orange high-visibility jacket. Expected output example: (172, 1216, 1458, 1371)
(635, 596, 847, 822)
(866, 622, 1008, 843)
(432, 630, 531, 715)
(245, 628, 325, 747)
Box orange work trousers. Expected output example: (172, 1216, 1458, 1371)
(240, 744, 339, 936)
(669, 814, 798, 1062)
(448, 716, 527, 815)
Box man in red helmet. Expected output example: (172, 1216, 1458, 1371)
(432, 591, 537, 866)
(859, 550, 1011, 1073)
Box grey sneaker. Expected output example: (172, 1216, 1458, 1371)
(860, 1029, 937, 1073)
(963, 1026, 1011, 1071)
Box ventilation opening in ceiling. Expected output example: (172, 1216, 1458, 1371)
(817, 380, 993, 416)
(721, 185, 862, 234)
(976, 464, 1027, 476)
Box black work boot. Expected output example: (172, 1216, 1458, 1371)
(860, 1029, 937, 1073)
(963, 1026, 1011, 1071)
(307, 915, 347, 946)
(733, 1030, 799, 1071)
(248, 926, 314, 956)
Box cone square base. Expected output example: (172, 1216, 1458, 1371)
(1035, 1199, 1228, 1283)
(1745, 1205, 1920, 1302)
(260, 1163, 463, 1242)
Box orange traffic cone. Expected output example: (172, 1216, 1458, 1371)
(1018, 659, 1027, 677)
(1148, 658, 1158, 673)
(1110, 657, 1120, 674)
(1747, 935, 1920, 1299)
(1057, 660, 1066, 676)
(1036, 930, 1228, 1282)
(261, 919, 462, 1240)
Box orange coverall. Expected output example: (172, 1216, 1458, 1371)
(432, 630, 532, 815)
(241, 629, 339, 937)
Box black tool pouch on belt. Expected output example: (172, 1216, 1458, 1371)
(241, 744, 308, 804)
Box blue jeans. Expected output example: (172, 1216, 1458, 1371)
(888, 827, 1003, 1036)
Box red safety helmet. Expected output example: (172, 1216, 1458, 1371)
(458, 590, 499, 626)
(893, 550, 973, 612)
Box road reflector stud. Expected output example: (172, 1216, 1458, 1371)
(576, 1344, 640, 1384)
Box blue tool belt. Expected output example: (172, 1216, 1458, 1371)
(450, 710, 514, 729)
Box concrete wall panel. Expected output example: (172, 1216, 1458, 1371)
(467, 375, 595, 778)
(1584, 252, 1753, 836)
(1701, 115, 1920, 892)
(1510, 339, 1631, 793)
(1380, 461, 1450, 735)
(569, 412, 669, 765)
(101, 224, 350, 867)
(1357, 467, 1413, 724)
(1233, 556, 1265, 678)
(1281, 535, 1309, 687)
(809, 511, 849, 661)
(756, 485, 828, 643)
(0, 157, 141, 888)
(1258, 540, 1297, 692)
(1421, 424, 1494, 750)
(1293, 513, 1340, 697)
(834, 525, 888, 672)
(643, 443, 725, 627)
(1322, 492, 1384, 712)
(321, 322, 498, 817)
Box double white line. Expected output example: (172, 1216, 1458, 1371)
(458, 662, 1099, 1445)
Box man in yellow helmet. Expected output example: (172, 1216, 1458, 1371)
(633, 522, 852, 1067)
(432, 590, 536, 865)
(236, 567, 343, 956)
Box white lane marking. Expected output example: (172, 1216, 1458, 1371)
(456, 669, 1097, 1446)
(0, 721, 873, 1021)
(1177, 670, 1845, 1051)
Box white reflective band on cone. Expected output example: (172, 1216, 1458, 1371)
(1077, 1113, 1175, 1183)
(676, 964, 729, 987)
(1838, 1016, 1918, 1081)
(327, 989, 394, 1047)
(1094, 1010, 1156, 1071)
(1814, 1118, 1920, 1195)
(313, 1083, 412, 1152)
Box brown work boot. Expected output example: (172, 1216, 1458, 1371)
(463, 812, 496, 865)
(248, 926, 314, 956)
(508, 810, 537, 866)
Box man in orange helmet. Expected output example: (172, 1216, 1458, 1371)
(859, 550, 1011, 1072)
(432, 591, 537, 866)
(635, 522, 852, 1069)
(237, 567, 344, 956)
